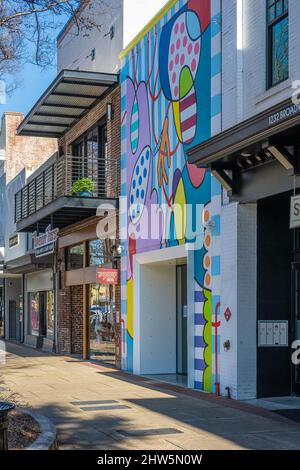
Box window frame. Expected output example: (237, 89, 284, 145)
(88, 238, 112, 268)
(267, 0, 289, 89)
(65, 243, 85, 271)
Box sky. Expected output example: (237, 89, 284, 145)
(0, 8, 68, 119)
(0, 63, 57, 118)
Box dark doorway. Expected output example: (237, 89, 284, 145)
(39, 292, 47, 337)
(176, 265, 188, 376)
(257, 192, 292, 397)
(8, 300, 17, 340)
(292, 264, 300, 395)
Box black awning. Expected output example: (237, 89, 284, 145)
(17, 69, 119, 138)
(16, 196, 118, 232)
(188, 98, 300, 167)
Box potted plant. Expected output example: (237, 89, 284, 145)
(71, 178, 96, 197)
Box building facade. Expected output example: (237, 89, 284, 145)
(0, 113, 57, 345)
(120, 0, 300, 401)
(188, 0, 300, 399)
(120, 0, 222, 392)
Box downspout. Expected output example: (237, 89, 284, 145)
(236, 0, 244, 123)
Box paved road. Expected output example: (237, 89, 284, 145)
(1, 342, 300, 450)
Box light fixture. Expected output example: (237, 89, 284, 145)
(267, 145, 294, 171)
(107, 103, 113, 121)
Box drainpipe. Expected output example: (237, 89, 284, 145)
(236, 0, 244, 123)
(213, 302, 221, 396)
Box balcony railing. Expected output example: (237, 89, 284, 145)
(15, 154, 119, 223)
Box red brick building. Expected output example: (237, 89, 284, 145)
(14, 70, 121, 368)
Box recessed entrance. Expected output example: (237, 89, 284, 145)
(176, 265, 188, 377)
(133, 246, 190, 387)
(88, 284, 116, 365)
(257, 191, 300, 397)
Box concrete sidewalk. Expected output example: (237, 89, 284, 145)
(1, 342, 300, 450)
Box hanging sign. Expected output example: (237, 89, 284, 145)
(290, 195, 300, 229)
(32, 225, 59, 258)
(97, 268, 119, 285)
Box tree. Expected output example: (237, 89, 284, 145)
(0, 1, 106, 82)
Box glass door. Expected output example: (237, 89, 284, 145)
(89, 284, 116, 365)
(293, 264, 300, 395)
(39, 292, 47, 337)
(176, 265, 188, 376)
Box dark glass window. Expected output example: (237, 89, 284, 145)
(72, 123, 107, 197)
(88, 239, 111, 267)
(267, 0, 289, 88)
(66, 244, 84, 270)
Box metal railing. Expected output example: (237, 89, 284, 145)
(15, 154, 119, 223)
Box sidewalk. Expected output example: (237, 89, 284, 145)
(1, 342, 300, 450)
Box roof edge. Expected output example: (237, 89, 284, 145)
(119, 0, 177, 61)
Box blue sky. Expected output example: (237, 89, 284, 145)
(0, 63, 57, 117)
(0, 10, 68, 118)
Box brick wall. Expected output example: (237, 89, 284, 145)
(1, 112, 57, 183)
(57, 86, 121, 362)
(57, 281, 84, 355)
(220, 201, 257, 400)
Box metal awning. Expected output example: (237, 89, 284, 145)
(17, 69, 119, 138)
(16, 196, 119, 233)
(187, 97, 300, 167)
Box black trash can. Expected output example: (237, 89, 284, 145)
(0, 402, 15, 450)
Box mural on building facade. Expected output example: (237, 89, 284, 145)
(121, 0, 221, 392)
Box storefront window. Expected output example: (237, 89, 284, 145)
(47, 291, 54, 339)
(29, 293, 39, 336)
(0, 286, 3, 338)
(89, 239, 111, 267)
(66, 244, 84, 270)
(28, 291, 54, 338)
(89, 284, 116, 364)
(267, 0, 289, 87)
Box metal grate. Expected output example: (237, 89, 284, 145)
(117, 428, 183, 437)
(15, 154, 119, 223)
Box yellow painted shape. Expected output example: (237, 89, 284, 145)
(172, 101, 183, 143)
(173, 177, 186, 244)
(127, 278, 134, 339)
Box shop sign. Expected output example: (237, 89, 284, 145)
(32, 225, 59, 258)
(9, 234, 19, 248)
(290, 195, 300, 229)
(97, 268, 119, 285)
(268, 102, 300, 127)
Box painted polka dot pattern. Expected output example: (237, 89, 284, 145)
(168, 11, 201, 101)
(129, 146, 151, 225)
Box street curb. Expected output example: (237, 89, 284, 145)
(18, 408, 58, 450)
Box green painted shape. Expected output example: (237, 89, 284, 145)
(203, 288, 212, 393)
(179, 66, 193, 100)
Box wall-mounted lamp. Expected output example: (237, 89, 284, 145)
(104, 25, 115, 40)
(107, 103, 113, 121)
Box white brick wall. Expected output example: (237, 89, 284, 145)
(220, 202, 257, 400)
(222, 0, 300, 129)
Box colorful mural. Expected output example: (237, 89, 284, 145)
(120, 0, 221, 392)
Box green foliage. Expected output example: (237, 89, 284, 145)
(71, 178, 96, 196)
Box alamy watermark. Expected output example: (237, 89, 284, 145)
(96, 198, 211, 253)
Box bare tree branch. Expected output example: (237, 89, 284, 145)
(0, 0, 111, 86)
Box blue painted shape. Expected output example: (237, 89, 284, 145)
(195, 336, 206, 348)
(195, 290, 205, 303)
(186, 11, 201, 40)
(211, 256, 221, 276)
(195, 314, 206, 326)
(195, 359, 206, 371)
